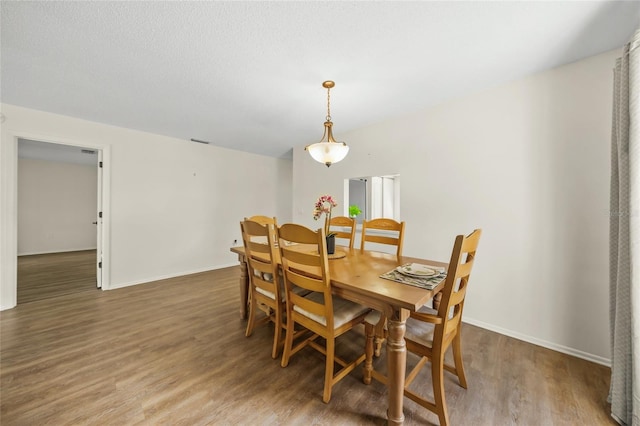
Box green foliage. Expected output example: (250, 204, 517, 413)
(349, 204, 362, 218)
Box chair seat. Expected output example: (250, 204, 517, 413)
(254, 272, 278, 299)
(365, 306, 438, 354)
(257, 280, 308, 301)
(259, 271, 274, 280)
(364, 310, 382, 326)
(294, 292, 370, 328)
(255, 286, 276, 299)
(405, 306, 438, 349)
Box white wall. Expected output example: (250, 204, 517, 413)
(1, 104, 292, 309)
(292, 49, 620, 364)
(18, 157, 97, 255)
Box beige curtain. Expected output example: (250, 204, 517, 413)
(609, 29, 640, 426)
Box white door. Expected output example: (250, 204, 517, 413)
(96, 150, 103, 288)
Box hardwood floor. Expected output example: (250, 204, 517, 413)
(1, 266, 614, 425)
(17, 250, 97, 304)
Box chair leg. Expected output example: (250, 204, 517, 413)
(451, 330, 467, 388)
(363, 322, 374, 385)
(245, 291, 256, 337)
(374, 316, 386, 357)
(374, 337, 384, 357)
(432, 351, 450, 426)
(323, 338, 335, 403)
(271, 305, 282, 359)
(280, 315, 295, 368)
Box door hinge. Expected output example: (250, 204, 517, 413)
(99, 212, 103, 218)
(99, 161, 103, 168)
(98, 261, 102, 268)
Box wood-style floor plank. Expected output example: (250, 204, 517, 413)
(1, 265, 615, 425)
(17, 250, 97, 304)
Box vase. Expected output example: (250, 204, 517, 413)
(326, 235, 335, 255)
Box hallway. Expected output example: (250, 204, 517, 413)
(17, 250, 97, 304)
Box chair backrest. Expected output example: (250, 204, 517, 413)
(434, 229, 482, 340)
(246, 215, 278, 226)
(278, 224, 334, 332)
(329, 216, 356, 248)
(246, 216, 278, 243)
(360, 218, 405, 257)
(241, 220, 280, 301)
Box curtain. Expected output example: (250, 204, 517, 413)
(610, 29, 640, 426)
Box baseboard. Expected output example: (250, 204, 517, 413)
(107, 263, 240, 290)
(0, 302, 16, 311)
(463, 316, 611, 367)
(18, 247, 97, 256)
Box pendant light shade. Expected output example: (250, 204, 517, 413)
(305, 81, 349, 167)
(307, 141, 349, 166)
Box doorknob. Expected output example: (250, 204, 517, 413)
(92, 221, 98, 225)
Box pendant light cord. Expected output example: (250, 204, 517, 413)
(326, 87, 332, 122)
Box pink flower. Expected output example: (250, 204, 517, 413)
(312, 195, 338, 236)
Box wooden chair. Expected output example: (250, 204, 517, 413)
(246, 216, 278, 244)
(360, 218, 405, 257)
(246, 215, 277, 226)
(329, 216, 356, 248)
(240, 219, 285, 359)
(360, 218, 405, 354)
(363, 229, 481, 425)
(278, 223, 371, 403)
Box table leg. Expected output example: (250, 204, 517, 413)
(238, 255, 249, 319)
(386, 308, 409, 425)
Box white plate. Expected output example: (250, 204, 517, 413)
(396, 263, 438, 278)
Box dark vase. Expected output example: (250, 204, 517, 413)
(326, 234, 336, 255)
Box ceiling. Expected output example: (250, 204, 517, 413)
(2, 1, 638, 159)
(18, 139, 98, 166)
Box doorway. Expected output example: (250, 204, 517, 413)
(17, 139, 104, 303)
(346, 174, 401, 221)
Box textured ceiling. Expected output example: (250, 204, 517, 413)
(2, 1, 638, 159)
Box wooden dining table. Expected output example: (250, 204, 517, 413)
(229, 244, 447, 426)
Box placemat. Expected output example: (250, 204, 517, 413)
(327, 250, 346, 260)
(380, 265, 446, 290)
(308, 249, 347, 259)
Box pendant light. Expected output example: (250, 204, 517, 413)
(305, 81, 349, 167)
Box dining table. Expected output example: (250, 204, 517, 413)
(229, 244, 447, 426)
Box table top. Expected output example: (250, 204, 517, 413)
(230, 245, 447, 313)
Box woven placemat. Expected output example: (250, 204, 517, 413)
(380, 267, 446, 290)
